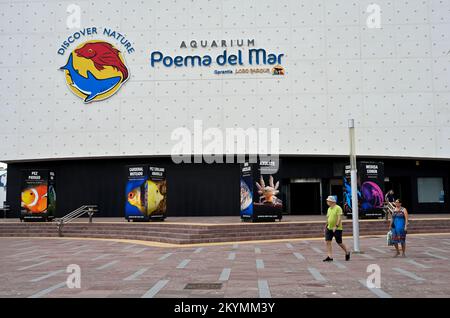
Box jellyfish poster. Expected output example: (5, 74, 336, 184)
(20, 170, 56, 221)
(343, 161, 385, 218)
(240, 160, 283, 222)
(125, 165, 167, 221)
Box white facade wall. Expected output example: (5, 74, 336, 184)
(0, 0, 449, 161)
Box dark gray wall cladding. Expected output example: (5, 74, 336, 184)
(5, 156, 450, 217)
(6, 157, 240, 218)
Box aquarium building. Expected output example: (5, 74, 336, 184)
(1, 0, 449, 217)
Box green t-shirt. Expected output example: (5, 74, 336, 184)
(327, 205, 343, 230)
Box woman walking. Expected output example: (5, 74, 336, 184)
(390, 199, 409, 257)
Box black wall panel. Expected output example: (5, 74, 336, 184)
(5, 156, 450, 217)
(6, 158, 240, 218)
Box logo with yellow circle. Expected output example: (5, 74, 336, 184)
(60, 40, 129, 103)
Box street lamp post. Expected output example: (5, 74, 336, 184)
(348, 119, 360, 253)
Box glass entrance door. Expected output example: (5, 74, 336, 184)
(288, 178, 322, 215)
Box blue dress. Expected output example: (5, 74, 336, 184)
(391, 208, 407, 244)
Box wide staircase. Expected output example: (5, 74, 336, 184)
(1, 217, 450, 244)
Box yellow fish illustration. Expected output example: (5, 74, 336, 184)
(146, 180, 164, 215)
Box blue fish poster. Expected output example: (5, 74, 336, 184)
(125, 165, 167, 222)
(125, 165, 148, 221)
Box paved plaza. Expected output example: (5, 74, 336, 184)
(1, 234, 450, 298)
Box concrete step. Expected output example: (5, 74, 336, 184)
(1, 218, 449, 244)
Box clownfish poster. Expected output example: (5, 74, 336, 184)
(125, 165, 167, 222)
(20, 170, 56, 222)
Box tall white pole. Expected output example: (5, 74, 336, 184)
(348, 119, 360, 252)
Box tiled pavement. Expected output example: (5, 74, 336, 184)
(1, 235, 450, 298)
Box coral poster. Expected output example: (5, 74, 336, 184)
(240, 160, 283, 222)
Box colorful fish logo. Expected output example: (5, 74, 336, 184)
(60, 40, 129, 103)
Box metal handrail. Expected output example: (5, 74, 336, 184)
(56, 205, 98, 237)
(383, 201, 396, 220)
(60, 206, 86, 222)
(1, 204, 10, 219)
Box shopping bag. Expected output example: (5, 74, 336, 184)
(387, 230, 393, 246)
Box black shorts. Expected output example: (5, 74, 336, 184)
(325, 229, 343, 244)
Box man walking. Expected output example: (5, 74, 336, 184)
(323, 195, 351, 262)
